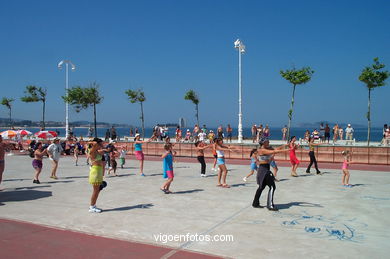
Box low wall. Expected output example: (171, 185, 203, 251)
(111, 142, 390, 165)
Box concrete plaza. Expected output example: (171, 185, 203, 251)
(1, 154, 390, 258)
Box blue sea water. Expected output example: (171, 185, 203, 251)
(2, 126, 384, 142)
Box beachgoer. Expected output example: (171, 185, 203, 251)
(110, 126, 117, 141)
(47, 138, 63, 180)
(324, 124, 331, 144)
(243, 148, 258, 182)
(304, 130, 310, 143)
(345, 124, 354, 145)
(252, 124, 258, 143)
(119, 147, 127, 168)
(88, 138, 108, 213)
(207, 130, 215, 144)
(195, 141, 211, 177)
(306, 137, 322, 174)
(226, 124, 233, 143)
(104, 129, 110, 142)
(263, 125, 270, 138)
(85, 143, 92, 165)
(333, 124, 339, 143)
(319, 123, 325, 142)
(160, 144, 176, 194)
(281, 125, 287, 141)
(175, 126, 182, 143)
(211, 138, 218, 171)
(74, 141, 80, 166)
(107, 149, 118, 176)
(339, 127, 344, 140)
(252, 139, 289, 211)
(32, 142, 47, 184)
(256, 124, 264, 143)
(217, 125, 224, 139)
(184, 129, 191, 142)
(341, 150, 353, 187)
(134, 133, 151, 176)
(289, 136, 300, 177)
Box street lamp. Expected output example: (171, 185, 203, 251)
(58, 60, 76, 139)
(234, 39, 245, 143)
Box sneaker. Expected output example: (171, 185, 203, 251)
(33, 179, 40, 184)
(306, 170, 311, 174)
(50, 176, 58, 180)
(89, 206, 102, 213)
(141, 173, 145, 177)
(252, 204, 264, 208)
(316, 171, 322, 175)
(243, 177, 247, 182)
(201, 174, 206, 177)
(267, 207, 279, 211)
(274, 177, 280, 182)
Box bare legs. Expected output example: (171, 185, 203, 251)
(34, 168, 42, 181)
(140, 159, 144, 175)
(90, 185, 101, 206)
(0, 162, 4, 189)
(51, 160, 59, 179)
(291, 163, 299, 177)
(217, 164, 229, 187)
(161, 178, 173, 192)
(342, 169, 350, 186)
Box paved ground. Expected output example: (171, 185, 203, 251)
(1, 154, 390, 258)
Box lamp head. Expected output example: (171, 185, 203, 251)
(234, 39, 241, 48)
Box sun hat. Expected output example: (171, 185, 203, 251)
(135, 133, 140, 138)
(348, 124, 351, 127)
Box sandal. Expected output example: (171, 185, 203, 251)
(216, 184, 223, 187)
(222, 184, 230, 188)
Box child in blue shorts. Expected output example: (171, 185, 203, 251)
(243, 149, 259, 182)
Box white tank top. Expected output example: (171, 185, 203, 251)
(216, 150, 225, 158)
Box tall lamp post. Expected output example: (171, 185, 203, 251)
(58, 60, 76, 139)
(234, 39, 245, 143)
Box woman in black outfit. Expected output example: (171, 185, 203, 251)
(252, 139, 288, 211)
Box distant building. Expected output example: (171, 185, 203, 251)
(179, 118, 186, 128)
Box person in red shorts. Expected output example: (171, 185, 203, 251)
(289, 136, 300, 177)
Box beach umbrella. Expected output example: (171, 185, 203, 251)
(34, 130, 58, 139)
(0, 130, 17, 139)
(16, 129, 33, 136)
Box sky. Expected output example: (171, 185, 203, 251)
(0, 0, 389, 128)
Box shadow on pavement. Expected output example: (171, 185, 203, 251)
(276, 201, 322, 210)
(116, 174, 134, 178)
(4, 178, 31, 182)
(12, 185, 51, 191)
(173, 189, 204, 194)
(147, 173, 163, 177)
(45, 180, 74, 184)
(104, 203, 154, 212)
(278, 179, 289, 182)
(231, 183, 246, 188)
(0, 190, 52, 206)
(63, 176, 88, 179)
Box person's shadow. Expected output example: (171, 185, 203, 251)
(173, 189, 204, 194)
(0, 190, 52, 206)
(276, 201, 322, 210)
(103, 203, 154, 212)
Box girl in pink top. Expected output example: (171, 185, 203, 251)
(341, 150, 352, 187)
(289, 136, 300, 177)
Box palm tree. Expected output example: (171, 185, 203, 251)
(1, 97, 15, 128)
(358, 57, 389, 146)
(62, 82, 103, 138)
(280, 67, 314, 141)
(21, 86, 47, 129)
(184, 90, 200, 126)
(125, 89, 146, 139)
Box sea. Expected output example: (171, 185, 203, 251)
(1, 126, 385, 142)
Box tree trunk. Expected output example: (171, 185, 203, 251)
(140, 102, 145, 140)
(93, 103, 97, 138)
(42, 100, 46, 130)
(287, 84, 296, 142)
(196, 103, 199, 126)
(9, 107, 12, 129)
(367, 88, 371, 146)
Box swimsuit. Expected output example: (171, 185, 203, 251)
(342, 161, 349, 170)
(163, 153, 174, 179)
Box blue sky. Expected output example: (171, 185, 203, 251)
(0, 0, 389, 128)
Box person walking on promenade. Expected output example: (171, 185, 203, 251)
(119, 146, 127, 169)
(217, 125, 224, 139)
(243, 148, 259, 182)
(252, 139, 289, 211)
(345, 124, 354, 145)
(289, 136, 300, 177)
(263, 125, 270, 139)
(226, 124, 233, 143)
(195, 141, 211, 177)
(341, 150, 353, 187)
(105, 129, 110, 142)
(0, 135, 14, 190)
(339, 127, 344, 141)
(306, 137, 322, 174)
(333, 124, 339, 143)
(88, 138, 107, 213)
(110, 126, 117, 141)
(281, 125, 287, 141)
(134, 133, 151, 176)
(47, 138, 63, 180)
(175, 126, 182, 143)
(215, 138, 234, 188)
(32, 142, 47, 184)
(324, 124, 331, 144)
(161, 144, 176, 194)
(252, 124, 258, 143)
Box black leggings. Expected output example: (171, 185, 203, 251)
(197, 156, 206, 175)
(307, 151, 320, 173)
(252, 165, 276, 209)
